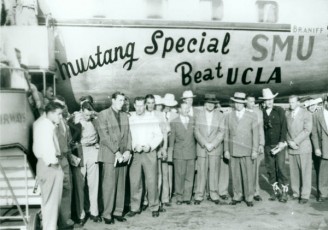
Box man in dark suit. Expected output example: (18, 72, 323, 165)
(97, 92, 132, 224)
(194, 94, 225, 205)
(169, 101, 196, 205)
(286, 95, 312, 204)
(259, 88, 289, 202)
(224, 92, 259, 207)
(312, 96, 328, 202)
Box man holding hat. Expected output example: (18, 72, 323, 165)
(194, 94, 225, 205)
(260, 88, 289, 202)
(162, 93, 178, 206)
(225, 92, 259, 207)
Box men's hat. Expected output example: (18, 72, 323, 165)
(230, 92, 247, 103)
(154, 95, 163, 105)
(163, 93, 178, 107)
(304, 98, 323, 107)
(259, 88, 278, 100)
(181, 90, 196, 99)
(204, 94, 220, 103)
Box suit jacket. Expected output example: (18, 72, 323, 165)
(286, 107, 312, 155)
(169, 115, 196, 160)
(253, 108, 265, 146)
(195, 108, 225, 157)
(224, 109, 259, 157)
(311, 109, 328, 159)
(97, 107, 131, 163)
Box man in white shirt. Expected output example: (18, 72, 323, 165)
(33, 101, 65, 230)
(127, 97, 164, 218)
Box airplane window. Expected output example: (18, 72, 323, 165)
(256, 0, 278, 23)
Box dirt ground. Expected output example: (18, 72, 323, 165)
(81, 159, 328, 230)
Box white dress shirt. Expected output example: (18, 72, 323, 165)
(205, 110, 214, 134)
(236, 108, 246, 119)
(291, 106, 300, 119)
(80, 119, 98, 145)
(33, 114, 60, 165)
(266, 107, 273, 116)
(324, 109, 328, 130)
(129, 113, 163, 151)
(180, 115, 189, 128)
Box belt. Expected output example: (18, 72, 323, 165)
(83, 143, 97, 147)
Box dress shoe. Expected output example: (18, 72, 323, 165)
(183, 201, 191, 205)
(176, 201, 183, 205)
(268, 194, 277, 201)
(90, 215, 102, 223)
(159, 205, 166, 212)
(207, 195, 212, 201)
(194, 200, 201, 205)
(299, 198, 308, 204)
(317, 196, 327, 202)
(74, 217, 88, 227)
(219, 195, 229, 200)
(163, 202, 171, 207)
(246, 201, 254, 207)
(229, 200, 241, 205)
(103, 217, 115, 225)
(152, 211, 159, 217)
(254, 195, 262, 201)
(126, 211, 140, 217)
(212, 199, 220, 205)
(113, 215, 127, 222)
(141, 204, 149, 211)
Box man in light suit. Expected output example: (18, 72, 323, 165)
(224, 92, 259, 207)
(97, 92, 132, 224)
(194, 94, 225, 205)
(286, 95, 312, 204)
(312, 96, 328, 202)
(169, 101, 197, 205)
(246, 95, 265, 201)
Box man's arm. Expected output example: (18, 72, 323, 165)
(194, 116, 207, 148)
(211, 113, 225, 148)
(279, 108, 287, 143)
(149, 118, 164, 151)
(293, 111, 313, 145)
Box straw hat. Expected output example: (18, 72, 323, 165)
(181, 90, 196, 99)
(163, 93, 178, 107)
(259, 88, 278, 100)
(230, 92, 247, 103)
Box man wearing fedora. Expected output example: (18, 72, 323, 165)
(246, 95, 265, 201)
(162, 93, 179, 206)
(286, 95, 312, 204)
(312, 95, 328, 202)
(181, 90, 200, 118)
(260, 88, 289, 202)
(194, 94, 225, 205)
(224, 92, 259, 207)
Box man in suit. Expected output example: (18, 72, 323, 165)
(286, 95, 313, 204)
(53, 96, 75, 229)
(169, 101, 197, 205)
(260, 88, 289, 202)
(224, 92, 259, 207)
(194, 94, 225, 205)
(181, 90, 199, 118)
(127, 97, 163, 217)
(246, 95, 265, 201)
(97, 92, 132, 224)
(312, 96, 328, 202)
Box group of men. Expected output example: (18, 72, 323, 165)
(32, 88, 328, 229)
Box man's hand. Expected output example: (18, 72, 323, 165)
(224, 151, 230, 160)
(134, 145, 142, 153)
(205, 143, 214, 152)
(258, 145, 264, 155)
(278, 142, 287, 149)
(122, 151, 131, 163)
(288, 141, 298, 150)
(142, 145, 151, 153)
(95, 143, 100, 149)
(315, 149, 322, 157)
(251, 152, 258, 160)
(115, 151, 124, 163)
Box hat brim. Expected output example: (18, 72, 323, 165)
(181, 95, 196, 99)
(230, 97, 247, 103)
(204, 99, 220, 104)
(164, 101, 178, 107)
(258, 93, 279, 100)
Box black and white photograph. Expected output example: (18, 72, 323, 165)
(0, 0, 328, 229)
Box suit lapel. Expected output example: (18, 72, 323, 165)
(108, 108, 121, 137)
(318, 110, 328, 134)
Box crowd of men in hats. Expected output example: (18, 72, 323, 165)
(32, 88, 328, 229)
